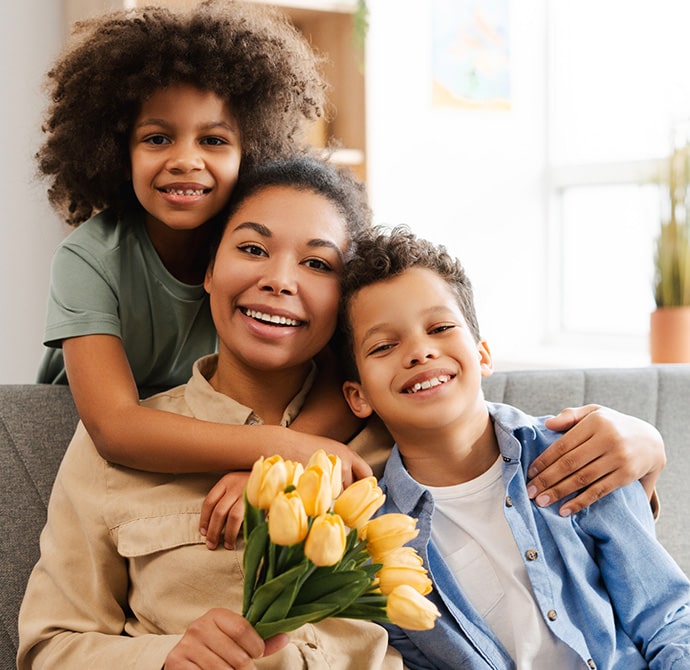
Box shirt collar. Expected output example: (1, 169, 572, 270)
(183, 354, 317, 427)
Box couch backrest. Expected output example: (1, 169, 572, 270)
(1, 367, 688, 668)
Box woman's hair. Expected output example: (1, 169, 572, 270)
(38, 0, 327, 225)
(337, 225, 482, 381)
(212, 152, 372, 259)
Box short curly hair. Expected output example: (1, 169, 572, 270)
(337, 225, 482, 381)
(37, 0, 327, 225)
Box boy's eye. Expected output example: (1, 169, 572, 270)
(237, 243, 266, 257)
(430, 324, 455, 335)
(143, 134, 170, 145)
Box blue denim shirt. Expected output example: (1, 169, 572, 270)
(378, 402, 690, 670)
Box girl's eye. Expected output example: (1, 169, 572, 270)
(238, 243, 266, 257)
(303, 258, 333, 272)
(201, 136, 228, 146)
(143, 134, 170, 145)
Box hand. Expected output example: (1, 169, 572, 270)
(164, 608, 288, 669)
(526, 404, 666, 517)
(200, 472, 249, 550)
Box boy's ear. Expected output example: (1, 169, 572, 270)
(342, 381, 374, 419)
(478, 340, 494, 377)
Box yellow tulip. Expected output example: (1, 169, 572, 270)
(333, 476, 385, 529)
(386, 584, 440, 631)
(268, 491, 308, 546)
(284, 460, 304, 488)
(304, 513, 347, 566)
(362, 513, 419, 562)
(306, 450, 343, 498)
(246, 455, 288, 510)
(296, 465, 332, 517)
(376, 563, 431, 596)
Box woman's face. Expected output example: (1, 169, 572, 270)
(205, 185, 349, 376)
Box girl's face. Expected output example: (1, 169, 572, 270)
(205, 185, 349, 377)
(129, 84, 242, 234)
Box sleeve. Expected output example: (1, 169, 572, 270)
(16, 423, 180, 669)
(580, 483, 690, 666)
(43, 242, 122, 348)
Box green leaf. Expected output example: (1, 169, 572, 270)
(245, 560, 311, 625)
(242, 522, 268, 616)
(255, 606, 340, 639)
(293, 569, 368, 605)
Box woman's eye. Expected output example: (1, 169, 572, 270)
(143, 134, 170, 145)
(238, 244, 266, 257)
(304, 258, 332, 272)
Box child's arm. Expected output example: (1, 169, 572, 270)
(63, 335, 372, 480)
(526, 404, 665, 517)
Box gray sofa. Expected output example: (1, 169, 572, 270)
(1, 365, 689, 668)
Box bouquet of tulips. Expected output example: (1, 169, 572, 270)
(241, 450, 440, 639)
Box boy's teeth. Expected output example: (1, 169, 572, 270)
(245, 308, 299, 327)
(407, 375, 450, 394)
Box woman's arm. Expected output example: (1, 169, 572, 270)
(526, 405, 666, 517)
(63, 335, 372, 481)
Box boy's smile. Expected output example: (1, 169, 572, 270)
(205, 185, 348, 397)
(344, 267, 493, 442)
(129, 84, 242, 238)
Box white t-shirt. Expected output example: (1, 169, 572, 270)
(425, 456, 582, 669)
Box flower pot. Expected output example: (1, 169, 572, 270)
(650, 306, 690, 363)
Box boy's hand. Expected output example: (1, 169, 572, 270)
(164, 608, 288, 669)
(526, 404, 666, 517)
(200, 472, 249, 550)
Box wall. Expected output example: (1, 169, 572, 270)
(1, 1, 67, 383)
(0, 0, 549, 383)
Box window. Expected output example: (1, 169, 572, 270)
(547, 1, 690, 353)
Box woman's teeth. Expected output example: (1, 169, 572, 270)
(244, 308, 300, 327)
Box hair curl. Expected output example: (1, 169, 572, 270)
(38, 0, 327, 225)
(337, 225, 481, 381)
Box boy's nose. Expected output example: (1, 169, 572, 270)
(404, 338, 438, 367)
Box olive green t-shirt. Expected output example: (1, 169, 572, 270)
(37, 210, 217, 393)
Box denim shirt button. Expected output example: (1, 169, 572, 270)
(525, 548, 538, 561)
(547, 609, 557, 621)
(587, 660, 597, 669)
(505, 496, 513, 507)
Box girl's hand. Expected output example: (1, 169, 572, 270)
(164, 608, 288, 669)
(200, 472, 249, 550)
(526, 404, 666, 517)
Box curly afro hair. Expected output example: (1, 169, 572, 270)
(38, 0, 328, 225)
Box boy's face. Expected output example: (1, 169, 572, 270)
(343, 267, 492, 438)
(205, 185, 348, 376)
(129, 83, 242, 235)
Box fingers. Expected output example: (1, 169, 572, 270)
(165, 609, 265, 669)
(542, 404, 601, 433)
(201, 473, 249, 550)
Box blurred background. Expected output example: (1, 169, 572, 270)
(2, 0, 689, 383)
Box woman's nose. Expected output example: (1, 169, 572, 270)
(259, 260, 297, 296)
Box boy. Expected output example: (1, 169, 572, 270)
(339, 226, 690, 669)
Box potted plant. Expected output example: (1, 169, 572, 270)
(650, 137, 690, 363)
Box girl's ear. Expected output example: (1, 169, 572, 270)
(342, 381, 374, 419)
(478, 340, 494, 378)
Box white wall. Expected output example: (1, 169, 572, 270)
(1, 1, 68, 383)
(365, 0, 549, 368)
